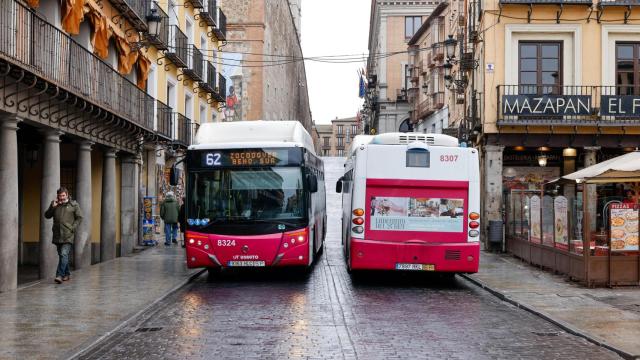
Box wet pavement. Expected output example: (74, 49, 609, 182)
(465, 252, 640, 358)
(0, 246, 200, 360)
(78, 157, 623, 360)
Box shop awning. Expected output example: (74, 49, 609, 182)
(550, 151, 640, 184)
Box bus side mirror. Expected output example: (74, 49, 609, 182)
(336, 177, 343, 193)
(169, 165, 179, 186)
(307, 174, 318, 193)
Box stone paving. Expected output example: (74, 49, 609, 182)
(78, 158, 623, 360)
(0, 245, 200, 360)
(465, 252, 640, 358)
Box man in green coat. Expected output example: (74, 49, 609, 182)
(160, 191, 180, 246)
(44, 187, 83, 284)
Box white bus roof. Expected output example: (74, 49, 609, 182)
(348, 135, 375, 157)
(190, 120, 316, 154)
(370, 132, 459, 147)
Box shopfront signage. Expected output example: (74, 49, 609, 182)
(600, 96, 640, 117)
(503, 94, 640, 118)
(502, 95, 591, 116)
(610, 204, 639, 252)
(554, 196, 568, 250)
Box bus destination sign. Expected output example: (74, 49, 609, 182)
(198, 149, 294, 167)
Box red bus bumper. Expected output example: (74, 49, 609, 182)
(349, 239, 480, 273)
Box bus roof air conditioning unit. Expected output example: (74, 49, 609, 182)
(371, 132, 458, 147)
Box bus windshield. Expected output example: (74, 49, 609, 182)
(188, 167, 305, 224)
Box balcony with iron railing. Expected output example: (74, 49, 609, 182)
(200, 62, 217, 94)
(200, 0, 217, 26)
(499, 0, 592, 4)
(109, 0, 151, 32)
(396, 88, 408, 102)
(156, 100, 173, 139)
(184, 45, 204, 82)
(214, 73, 227, 101)
(212, 7, 227, 41)
(0, 0, 154, 131)
(174, 113, 193, 146)
(146, 5, 169, 50)
(188, 0, 204, 9)
(166, 25, 188, 68)
(497, 85, 640, 125)
(599, 0, 640, 5)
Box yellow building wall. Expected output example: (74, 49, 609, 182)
(480, 2, 640, 134)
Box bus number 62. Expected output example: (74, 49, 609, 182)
(440, 155, 458, 162)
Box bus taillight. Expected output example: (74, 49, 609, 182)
(352, 217, 364, 225)
(352, 208, 365, 216)
(469, 221, 480, 229)
(469, 212, 480, 220)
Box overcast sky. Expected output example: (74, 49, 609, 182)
(301, 0, 371, 125)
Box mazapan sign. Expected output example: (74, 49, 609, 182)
(502, 95, 640, 118)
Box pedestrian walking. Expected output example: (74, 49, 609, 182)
(160, 191, 180, 246)
(44, 187, 83, 284)
(178, 197, 186, 248)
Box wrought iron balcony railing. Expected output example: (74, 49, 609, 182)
(184, 45, 204, 81)
(200, 0, 217, 27)
(175, 113, 191, 145)
(213, 73, 226, 101)
(212, 7, 227, 41)
(496, 85, 640, 125)
(166, 25, 188, 68)
(499, 0, 592, 4)
(599, 0, 640, 5)
(146, 5, 169, 50)
(200, 62, 216, 94)
(110, 0, 150, 32)
(0, 0, 154, 131)
(411, 91, 445, 123)
(188, 0, 204, 9)
(156, 100, 173, 140)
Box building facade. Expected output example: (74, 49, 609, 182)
(0, 0, 225, 292)
(313, 117, 361, 157)
(219, 0, 313, 132)
(365, 0, 441, 135)
(470, 0, 640, 248)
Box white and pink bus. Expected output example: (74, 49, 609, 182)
(175, 121, 326, 271)
(336, 133, 480, 274)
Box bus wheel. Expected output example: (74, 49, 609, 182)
(316, 241, 324, 257)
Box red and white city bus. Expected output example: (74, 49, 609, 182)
(177, 121, 326, 271)
(336, 133, 480, 274)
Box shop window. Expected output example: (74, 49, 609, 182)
(518, 41, 562, 95)
(616, 43, 640, 96)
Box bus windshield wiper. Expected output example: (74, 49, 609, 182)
(233, 218, 301, 228)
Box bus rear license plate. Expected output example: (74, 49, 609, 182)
(227, 261, 266, 267)
(395, 263, 435, 271)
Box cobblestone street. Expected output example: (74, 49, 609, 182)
(79, 158, 622, 360)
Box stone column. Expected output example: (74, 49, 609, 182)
(483, 145, 505, 248)
(74, 141, 93, 269)
(120, 154, 141, 256)
(0, 116, 20, 292)
(39, 129, 62, 279)
(100, 149, 117, 262)
(584, 147, 600, 233)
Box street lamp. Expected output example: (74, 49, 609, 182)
(444, 35, 457, 60)
(443, 62, 453, 80)
(146, 8, 162, 38)
(130, 7, 162, 51)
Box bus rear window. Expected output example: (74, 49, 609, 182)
(406, 150, 430, 168)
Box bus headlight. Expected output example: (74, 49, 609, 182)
(469, 230, 479, 237)
(197, 240, 202, 246)
(204, 244, 209, 250)
(352, 226, 363, 234)
(189, 239, 195, 244)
